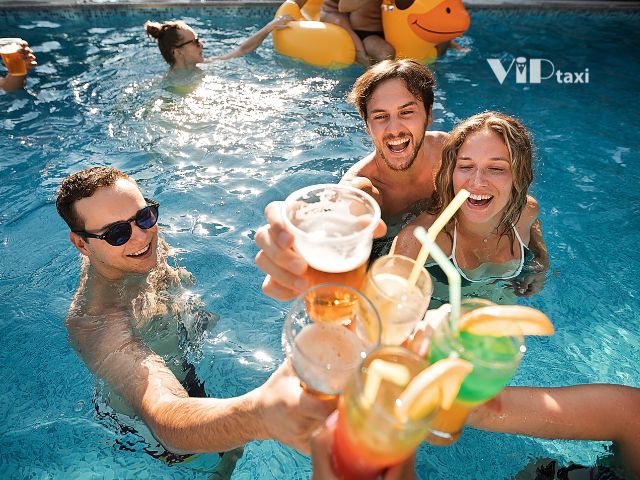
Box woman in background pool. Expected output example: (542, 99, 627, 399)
(392, 111, 549, 304)
(145, 16, 294, 68)
(144, 17, 293, 92)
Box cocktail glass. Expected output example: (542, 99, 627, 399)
(282, 184, 380, 320)
(331, 346, 436, 480)
(363, 254, 433, 345)
(426, 298, 524, 445)
(0, 40, 27, 77)
(282, 283, 381, 398)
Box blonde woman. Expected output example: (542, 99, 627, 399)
(392, 111, 549, 301)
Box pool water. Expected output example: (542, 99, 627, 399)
(1, 6, 639, 479)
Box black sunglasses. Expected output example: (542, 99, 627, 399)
(73, 198, 160, 247)
(175, 36, 202, 49)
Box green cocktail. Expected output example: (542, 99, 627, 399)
(426, 299, 524, 445)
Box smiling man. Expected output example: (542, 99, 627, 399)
(340, 59, 449, 259)
(56, 167, 334, 473)
(341, 59, 447, 220)
(255, 59, 447, 300)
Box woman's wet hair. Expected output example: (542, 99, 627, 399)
(431, 111, 534, 248)
(347, 59, 435, 121)
(56, 166, 133, 231)
(144, 20, 189, 65)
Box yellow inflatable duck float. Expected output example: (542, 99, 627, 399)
(273, 0, 470, 68)
(382, 0, 470, 63)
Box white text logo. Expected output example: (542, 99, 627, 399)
(487, 57, 589, 85)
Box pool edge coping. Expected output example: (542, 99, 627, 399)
(0, 0, 639, 10)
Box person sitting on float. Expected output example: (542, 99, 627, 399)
(346, 0, 396, 65)
(272, 0, 469, 69)
(318, 0, 373, 67)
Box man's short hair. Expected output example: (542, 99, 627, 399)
(56, 166, 131, 231)
(347, 59, 436, 121)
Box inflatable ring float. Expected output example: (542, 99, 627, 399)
(273, 0, 470, 68)
(273, 0, 355, 69)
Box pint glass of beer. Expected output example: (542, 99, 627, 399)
(282, 283, 381, 398)
(282, 184, 380, 321)
(0, 39, 27, 77)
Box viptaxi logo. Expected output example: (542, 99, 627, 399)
(487, 57, 590, 84)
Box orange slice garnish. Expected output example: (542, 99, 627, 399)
(394, 358, 473, 423)
(457, 305, 554, 336)
(362, 359, 410, 408)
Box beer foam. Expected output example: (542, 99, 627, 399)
(295, 212, 360, 237)
(294, 213, 371, 272)
(292, 322, 365, 394)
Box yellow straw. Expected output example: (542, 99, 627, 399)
(407, 189, 470, 286)
(413, 227, 462, 324)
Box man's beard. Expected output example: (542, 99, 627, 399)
(377, 127, 426, 172)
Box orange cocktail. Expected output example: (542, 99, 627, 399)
(331, 347, 434, 480)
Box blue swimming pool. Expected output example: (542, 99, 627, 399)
(1, 5, 638, 479)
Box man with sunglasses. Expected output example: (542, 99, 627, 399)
(56, 167, 334, 463)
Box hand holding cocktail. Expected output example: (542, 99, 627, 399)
(425, 298, 555, 444)
(311, 412, 417, 480)
(331, 346, 473, 480)
(412, 228, 554, 445)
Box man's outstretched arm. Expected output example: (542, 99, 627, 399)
(67, 307, 334, 454)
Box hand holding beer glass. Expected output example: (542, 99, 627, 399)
(0, 38, 35, 77)
(281, 184, 381, 396)
(282, 184, 380, 321)
(411, 227, 555, 446)
(282, 184, 380, 288)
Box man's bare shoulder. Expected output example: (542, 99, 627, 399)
(78, 264, 130, 307)
(66, 270, 130, 349)
(425, 130, 450, 145)
(342, 152, 376, 181)
(421, 131, 450, 176)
